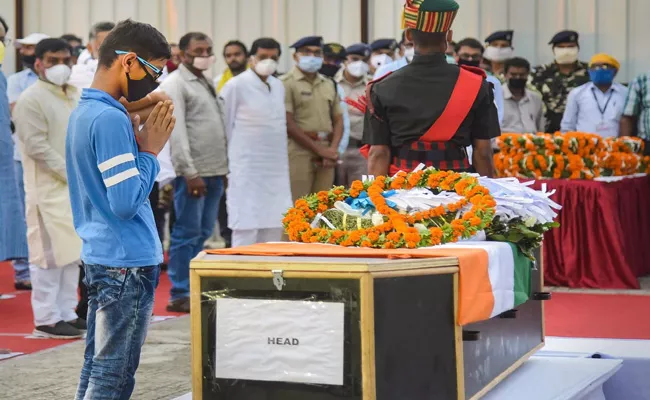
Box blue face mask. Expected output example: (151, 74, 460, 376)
(446, 55, 457, 65)
(298, 55, 324, 73)
(589, 68, 615, 86)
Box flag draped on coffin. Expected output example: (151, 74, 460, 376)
(208, 241, 533, 326)
(441, 241, 531, 324)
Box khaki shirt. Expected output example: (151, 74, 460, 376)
(335, 68, 370, 141)
(281, 67, 342, 134)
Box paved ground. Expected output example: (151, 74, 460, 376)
(0, 316, 191, 400)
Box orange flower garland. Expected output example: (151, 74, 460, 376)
(495, 132, 650, 179)
(283, 169, 496, 249)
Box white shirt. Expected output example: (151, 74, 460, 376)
(561, 82, 628, 138)
(502, 84, 546, 133)
(220, 69, 291, 230)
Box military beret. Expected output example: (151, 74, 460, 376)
(549, 30, 579, 45)
(323, 43, 347, 60)
(290, 36, 324, 49)
(346, 43, 371, 58)
(485, 30, 514, 44)
(370, 38, 398, 52)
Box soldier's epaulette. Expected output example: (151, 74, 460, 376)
(279, 73, 292, 82)
(459, 65, 487, 79)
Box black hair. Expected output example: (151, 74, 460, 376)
(250, 38, 281, 57)
(400, 30, 407, 44)
(89, 21, 115, 40)
(455, 38, 485, 54)
(35, 38, 72, 59)
(98, 19, 171, 68)
(504, 57, 531, 74)
(222, 40, 248, 56)
(410, 30, 447, 49)
(61, 34, 83, 44)
(169, 42, 178, 47)
(0, 15, 8, 33)
(179, 32, 210, 51)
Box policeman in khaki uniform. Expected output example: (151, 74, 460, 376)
(362, 0, 500, 178)
(281, 36, 344, 202)
(335, 43, 372, 186)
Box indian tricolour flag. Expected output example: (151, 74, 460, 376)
(441, 241, 532, 325)
(206, 241, 533, 326)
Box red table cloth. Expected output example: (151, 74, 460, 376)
(528, 176, 650, 289)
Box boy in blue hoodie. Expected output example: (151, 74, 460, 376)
(66, 19, 175, 399)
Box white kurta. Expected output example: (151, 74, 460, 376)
(14, 80, 82, 269)
(221, 69, 292, 230)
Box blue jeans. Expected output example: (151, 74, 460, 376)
(76, 264, 160, 400)
(168, 176, 223, 301)
(12, 160, 30, 282)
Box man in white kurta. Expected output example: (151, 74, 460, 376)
(221, 38, 292, 247)
(14, 39, 83, 339)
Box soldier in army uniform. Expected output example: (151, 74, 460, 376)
(362, 0, 500, 178)
(531, 30, 590, 133)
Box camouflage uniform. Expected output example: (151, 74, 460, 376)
(530, 61, 590, 133)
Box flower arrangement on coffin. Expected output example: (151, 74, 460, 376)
(283, 167, 561, 259)
(495, 132, 650, 179)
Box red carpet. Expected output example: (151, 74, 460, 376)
(0, 261, 182, 356)
(544, 292, 650, 340)
(3, 261, 650, 358)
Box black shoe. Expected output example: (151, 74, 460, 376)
(66, 318, 87, 331)
(33, 321, 83, 339)
(166, 297, 190, 313)
(14, 280, 32, 290)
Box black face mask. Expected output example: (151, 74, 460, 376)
(319, 63, 340, 78)
(457, 58, 480, 68)
(126, 71, 159, 102)
(22, 54, 36, 68)
(508, 78, 527, 90)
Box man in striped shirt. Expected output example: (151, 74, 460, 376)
(621, 71, 650, 154)
(66, 20, 175, 399)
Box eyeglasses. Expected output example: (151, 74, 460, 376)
(115, 50, 163, 80)
(458, 54, 481, 61)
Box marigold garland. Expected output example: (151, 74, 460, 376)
(495, 132, 650, 179)
(283, 169, 496, 249)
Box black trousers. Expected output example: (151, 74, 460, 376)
(77, 264, 88, 320)
(218, 192, 232, 248)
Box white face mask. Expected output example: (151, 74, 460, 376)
(484, 46, 513, 62)
(254, 58, 278, 77)
(554, 47, 579, 64)
(193, 55, 216, 71)
(346, 60, 369, 78)
(370, 53, 392, 69)
(403, 47, 415, 62)
(44, 64, 72, 86)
